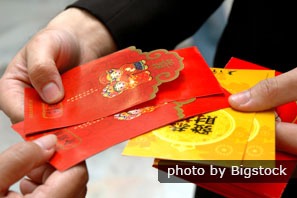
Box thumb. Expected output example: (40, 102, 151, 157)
(228, 68, 297, 111)
(26, 33, 66, 104)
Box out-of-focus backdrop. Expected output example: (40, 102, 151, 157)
(0, 0, 232, 197)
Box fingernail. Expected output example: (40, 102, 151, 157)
(33, 135, 57, 150)
(229, 91, 251, 105)
(42, 82, 62, 103)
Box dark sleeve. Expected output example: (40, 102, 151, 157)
(67, 0, 223, 51)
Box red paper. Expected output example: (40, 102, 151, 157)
(24, 47, 185, 133)
(153, 47, 223, 104)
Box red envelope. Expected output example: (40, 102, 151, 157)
(23, 46, 223, 135)
(224, 57, 273, 71)
(276, 102, 297, 123)
(24, 47, 184, 133)
(153, 47, 223, 104)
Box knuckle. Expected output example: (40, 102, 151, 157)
(29, 61, 50, 74)
(28, 61, 56, 85)
(27, 32, 51, 49)
(29, 64, 49, 82)
(257, 78, 279, 99)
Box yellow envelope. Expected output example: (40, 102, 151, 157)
(122, 107, 255, 162)
(212, 68, 276, 161)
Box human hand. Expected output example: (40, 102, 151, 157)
(0, 134, 88, 198)
(0, 8, 116, 123)
(228, 67, 297, 155)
